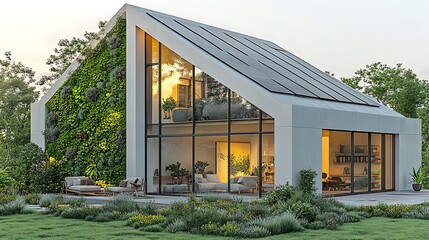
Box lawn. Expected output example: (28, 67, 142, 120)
(0, 213, 427, 240)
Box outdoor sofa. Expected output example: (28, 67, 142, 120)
(64, 176, 103, 195)
(108, 177, 145, 197)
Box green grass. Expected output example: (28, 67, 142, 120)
(0, 214, 428, 239)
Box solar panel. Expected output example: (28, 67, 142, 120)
(147, 11, 379, 107)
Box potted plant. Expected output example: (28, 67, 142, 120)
(409, 166, 424, 191)
(194, 161, 210, 177)
(161, 97, 177, 120)
(165, 162, 189, 184)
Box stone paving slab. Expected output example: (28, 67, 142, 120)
(60, 190, 429, 207)
(335, 190, 429, 206)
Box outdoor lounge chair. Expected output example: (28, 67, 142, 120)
(108, 177, 145, 197)
(63, 176, 103, 196)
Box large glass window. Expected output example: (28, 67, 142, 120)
(322, 130, 352, 195)
(371, 134, 382, 191)
(145, 33, 274, 196)
(385, 134, 394, 190)
(354, 132, 368, 192)
(322, 130, 395, 195)
(194, 67, 228, 134)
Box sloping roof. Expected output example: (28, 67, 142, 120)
(145, 10, 379, 107)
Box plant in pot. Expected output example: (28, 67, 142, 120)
(161, 97, 177, 120)
(409, 166, 425, 191)
(165, 162, 189, 184)
(194, 161, 210, 177)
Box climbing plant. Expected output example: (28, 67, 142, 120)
(45, 17, 126, 184)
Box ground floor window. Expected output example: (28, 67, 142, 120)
(145, 126, 274, 196)
(322, 130, 395, 195)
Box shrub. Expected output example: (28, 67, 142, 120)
(24, 194, 40, 205)
(93, 211, 114, 222)
(9, 143, 48, 194)
(63, 197, 87, 208)
(127, 214, 166, 228)
(102, 194, 139, 213)
(60, 85, 72, 98)
(39, 194, 57, 208)
(85, 87, 98, 102)
(298, 169, 317, 195)
(219, 222, 240, 236)
(290, 201, 319, 222)
(166, 219, 187, 233)
(253, 212, 303, 235)
(248, 201, 270, 218)
(61, 206, 100, 220)
(0, 168, 14, 191)
(264, 184, 296, 205)
(200, 222, 219, 235)
(316, 212, 340, 230)
(305, 220, 326, 230)
(0, 196, 32, 216)
(0, 194, 16, 204)
(238, 225, 271, 238)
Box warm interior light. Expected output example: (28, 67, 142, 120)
(322, 130, 330, 178)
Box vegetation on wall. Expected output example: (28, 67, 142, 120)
(45, 17, 126, 185)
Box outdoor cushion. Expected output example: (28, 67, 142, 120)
(206, 174, 221, 183)
(109, 187, 132, 193)
(80, 179, 95, 185)
(72, 180, 81, 186)
(65, 176, 86, 188)
(69, 185, 101, 192)
(119, 180, 128, 187)
(194, 174, 203, 179)
(196, 177, 208, 183)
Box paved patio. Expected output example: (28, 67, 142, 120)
(60, 190, 429, 207)
(335, 190, 429, 206)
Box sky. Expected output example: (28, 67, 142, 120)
(0, 0, 428, 81)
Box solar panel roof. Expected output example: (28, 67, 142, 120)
(146, 11, 379, 107)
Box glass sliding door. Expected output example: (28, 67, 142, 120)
(160, 137, 192, 195)
(385, 134, 394, 190)
(353, 132, 369, 192)
(370, 134, 382, 191)
(322, 130, 352, 195)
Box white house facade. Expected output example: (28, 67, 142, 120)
(31, 4, 421, 196)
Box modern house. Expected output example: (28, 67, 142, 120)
(31, 4, 421, 196)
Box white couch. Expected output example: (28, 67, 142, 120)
(195, 174, 257, 194)
(64, 176, 102, 194)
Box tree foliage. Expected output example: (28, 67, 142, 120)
(341, 62, 429, 187)
(341, 62, 428, 118)
(37, 21, 106, 92)
(0, 52, 39, 162)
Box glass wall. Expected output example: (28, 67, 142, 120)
(322, 130, 395, 195)
(385, 134, 394, 190)
(145, 34, 274, 196)
(354, 132, 368, 192)
(371, 134, 382, 191)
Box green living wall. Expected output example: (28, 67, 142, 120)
(45, 17, 126, 184)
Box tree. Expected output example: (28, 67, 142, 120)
(37, 21, 106, 92)
(341, 62, 428, 118)
(341, 62, 429, 187)
(0, 52, 39, 162)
